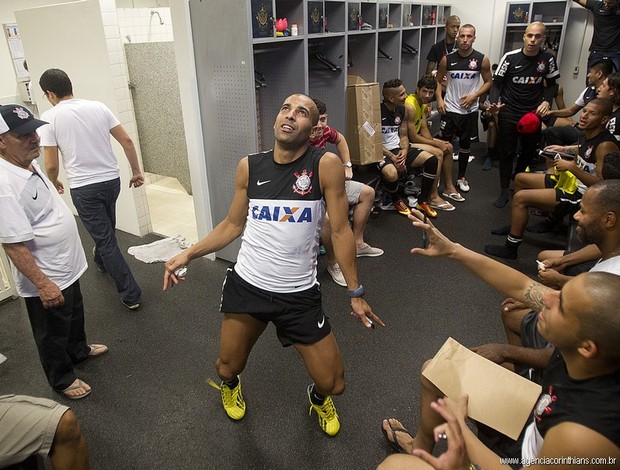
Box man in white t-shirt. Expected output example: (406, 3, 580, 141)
(0, 104, 107, 399)
(37, 68, 144, 310)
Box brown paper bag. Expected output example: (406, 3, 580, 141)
(422, 337, 542, 440)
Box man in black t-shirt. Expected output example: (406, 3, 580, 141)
(573, 0, 620, 73)
(425, 15, 461, 76)
(487, 22, 560, 208)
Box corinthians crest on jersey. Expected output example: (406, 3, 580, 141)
(468, 57, 479, 70)
(534, 385, 557, 422)
(293, 169, 313, 195)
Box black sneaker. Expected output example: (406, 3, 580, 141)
(493, 190, 509, 208)
(92, 246, 106, 273)
(482, 156, 492, 171)
(484, 244, 518, 260)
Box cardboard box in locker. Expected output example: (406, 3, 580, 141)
(346, 76, 383, 166)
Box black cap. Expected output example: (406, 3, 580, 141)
(0, 104, 47, 135)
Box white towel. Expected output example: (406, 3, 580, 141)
(128, 236, 191, 263)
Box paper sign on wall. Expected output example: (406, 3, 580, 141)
(3, 23, 29, 81)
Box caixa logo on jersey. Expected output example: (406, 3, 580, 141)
(450, 72, 477, 79)
(512, 76, 543, 85)
(251, 205, 313, 223)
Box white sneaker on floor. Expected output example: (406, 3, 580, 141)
(356, 243, 384, 257)
(453, 154, 476, 163)
(457, 177, 470, 192)
(327, 263, 347, 287)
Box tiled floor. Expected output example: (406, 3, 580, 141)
(144, 173, 198, 245)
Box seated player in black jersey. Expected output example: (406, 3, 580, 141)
(596, 72, 620, 140)
(542, 60, 614, 146)
(485, 99, 619, 260)
(377, 210, 620, 469)
(380, 78, 443, 218)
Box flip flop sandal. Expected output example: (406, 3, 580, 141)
(59, 379, 92, 400)
(381, 419, 413, 454)
(442, 192, 465, 202)
(429, 201, 455, 211)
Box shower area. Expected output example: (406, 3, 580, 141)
(118, 6, 198, 244)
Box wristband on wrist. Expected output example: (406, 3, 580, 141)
(347, 284, 365, 298)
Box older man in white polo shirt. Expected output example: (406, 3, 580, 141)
(0, 104, 107, 399)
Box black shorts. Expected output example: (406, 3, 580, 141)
(377, 146, 423, 172)
(565, 260, 597, 275)
(520, 310, 549, 349)
(543, 174, 583, 203)
(480, 111, 490, 131)
(542, 115, 557, 128)
(439, 112, 478, 147)
(220, 266, 331, 347)
(469, 112, 480, 143)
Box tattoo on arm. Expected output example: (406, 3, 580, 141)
(524, 283, 547, 311)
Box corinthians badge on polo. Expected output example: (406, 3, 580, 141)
(293, 169, 313, 196)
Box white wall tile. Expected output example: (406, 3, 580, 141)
(117, 7, 173, 43)
(110, 64, 122, 79)
(119, 110, 133, 123)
